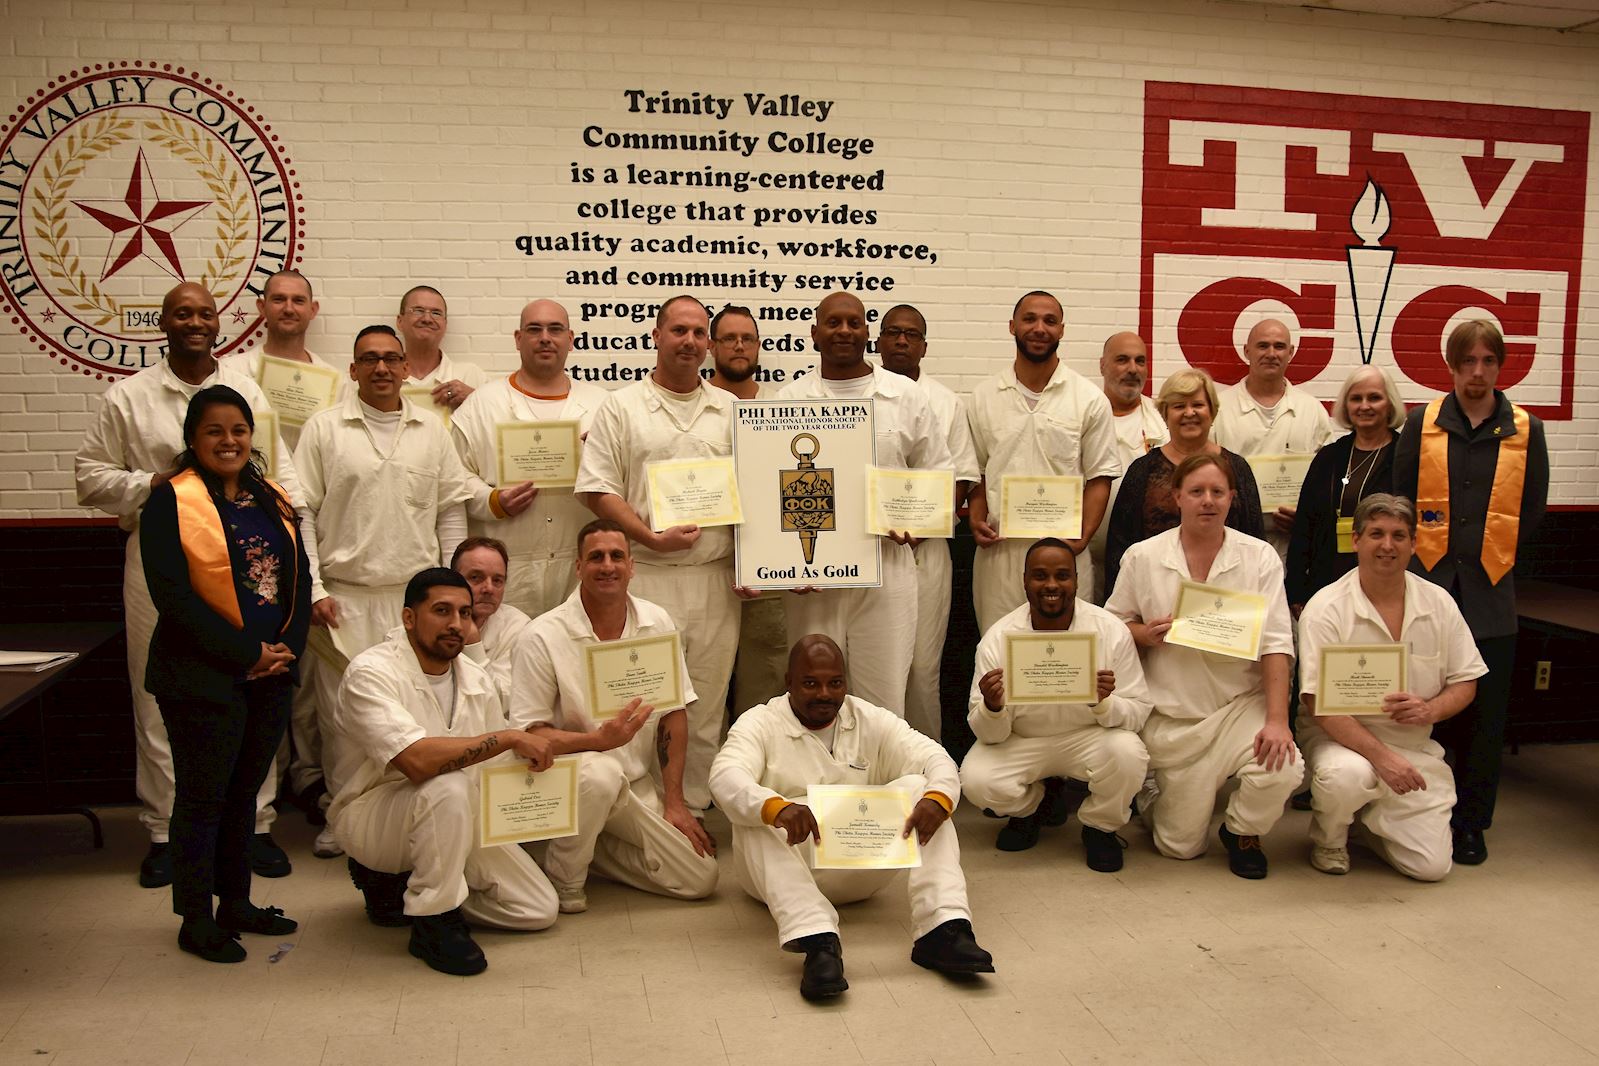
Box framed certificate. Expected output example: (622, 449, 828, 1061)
(1003, 632, 1098, 704)
(256, 355, 341, 426)
(401, 384, 451, 428)
(479, 755, 580, 847)
(645, 456, 744, 530)
(254, 410, 278, 479)
(582, 632, 686, 721)
(865, 466, 954, 538)
(999, 474, 1083, 539)
(1316, 643, 1408, 716)
(495, 420, 580, 487)
(1166, 579, 1268, 661)
(807, 784, 921, 870)
(1247, 453, 1314, 512)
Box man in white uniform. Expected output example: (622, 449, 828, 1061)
(710, 635, 994, 1001)
(451, 299, 607, 617)
(963, 539, 1152, 870)
(968, 292, 1121, 632)
(508, 519, 718, 912)
(294, 325, 473, 844)
(329, 568, 558, 976)
(1088, 332, 1168, 604)
(396, 285, 486, 414)
(229, 269, 341, 452)
(453, 537, 531, 706)
(1297, 494, 1485, 880)
(707, 305, 788, 715)
(1105, 455, 1302, 877)
(876, 304, 979, 740)
(777, 293, 954, 718)
(76, 281, 301, 887)
(1211, 318, 1335, 556)
(576, 295, 739, 814)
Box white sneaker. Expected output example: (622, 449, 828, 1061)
(313, 827, 344, 859)
(1311, 845, 1350, 875)
(555, 883, 588, 914)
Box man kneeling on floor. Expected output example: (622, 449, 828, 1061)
(709, 634, 994, 1002)
(327, 567, 559, 975)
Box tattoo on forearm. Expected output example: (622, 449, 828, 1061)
(656, 725, 672, 768)
(440, 735, 499, 774)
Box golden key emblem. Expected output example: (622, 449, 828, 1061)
(779, 432, 835, 564)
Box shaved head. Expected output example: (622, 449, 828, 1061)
(784, 634, 848, 730)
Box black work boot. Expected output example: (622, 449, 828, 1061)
(784, 931, 847, 1001)
(408, 907, 487, 976)
(348, 857, 411, 927)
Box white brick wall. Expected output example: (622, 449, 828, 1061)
(1, 0, 1596, 518)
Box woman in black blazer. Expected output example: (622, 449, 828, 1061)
(140, 385, 311, 962)
(1285, 366, 1403, 613)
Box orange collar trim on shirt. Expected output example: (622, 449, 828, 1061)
(508, 373, 571, 402)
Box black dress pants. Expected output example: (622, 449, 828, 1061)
(1434, 634, 1516, 833)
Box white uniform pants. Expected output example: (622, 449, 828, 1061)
(731, 773, 970, 947)
(309, 581, 407, 797)
(905, 538, 952, 741)
(124, 534, 279, 842)
(1141, 697, 1303, 860)
(630, 560, 739, 813)
(540, 752, 718, 898)
(733, 594, 788, 718)
(285, 678, 322, 796)
(505, 553, 578, 620)
(1303, 731, 1455, 882)
(335, 769, 557, 927)
(973, 539, 1096, 636)
(784, 542, 916, 717)
(960, 726, 1148, 832)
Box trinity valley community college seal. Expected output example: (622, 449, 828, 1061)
(0, 63, 305, 378)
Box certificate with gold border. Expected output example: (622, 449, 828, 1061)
(495, 420, 580, 487)
(1003, 632, 1098, 704)
(999, 474, 1083, 539)
(582, 632, 686, 722)
(864, 466, 954, 538)
(807, 784, 921, 871)
(256, 355, 340, 426)
(1167, 580, 1267, 661)
(401, 384, 451, 428)
(645, 456, 743, 530)
(1247, 453, 1314, 512)
(254, 410, 278, 479)
(1316, 643, 1407, 716)
(479, 755, 579, 847)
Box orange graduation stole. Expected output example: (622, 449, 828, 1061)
(171, 469, 298, 631)
(1414, 396, 1529, 585)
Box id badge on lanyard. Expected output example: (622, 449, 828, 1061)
(1336, 516, 1355, 554)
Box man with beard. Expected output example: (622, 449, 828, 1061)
(875, 305, 980, 739)
(450, 299, 608, 616)
(710, 635, 994, 1001)
(329, 568, 559, 976)
(1211, 318, 1334, 557)
(231, 269, 340, 451)
(776, 293, 954, 717)
(961, 539, 1151, 870)
(576, 295, 740, 814)
(77, 281, 303, 887)
(967, 292, 1121, 632)
(1087, 332, 1168, 603)
(396, 284, 486, 414)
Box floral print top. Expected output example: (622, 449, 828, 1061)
(220, 488, 292, 654)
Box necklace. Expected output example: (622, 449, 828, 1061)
(1337, 439, 1388, 513)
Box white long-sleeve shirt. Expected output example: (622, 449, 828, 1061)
(464, 602, 534, 708)
(1212, 380, 1335, 459)
(778, 365, 954, 475)
(918, 372, 981, 485)
(968, 600, 1153, 743)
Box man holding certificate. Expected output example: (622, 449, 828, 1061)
(776, 293, 954, 718)
(967, 291, 1121, 632)
(711, 635, 993, 1001)
(576, 295, 740, 815)
(1296, 495, 1485, 880)
(396, 284, 485, 414)
(230, 269, 342, 452)
(328, 569, 559, 977)
(962, 539, 1152, 871)
(451, 299, 608, 616)
(508, 520, 718, 914)
(1105, 454, 1301, 878)
(1212, 319, 1335, 557)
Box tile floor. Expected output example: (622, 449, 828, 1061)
(2, 742, 1597, 1066)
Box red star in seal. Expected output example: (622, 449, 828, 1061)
(40, 308, 56, 323)
(72, 147, 211, 283)
(231, 307, 248, 323)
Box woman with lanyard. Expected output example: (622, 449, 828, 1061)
(140, 385, 311, 962)
(1285, 366, 1403, 616)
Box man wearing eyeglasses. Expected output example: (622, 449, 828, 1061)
(396, 285, 486, 413)
(293, 325, 474, 810)
(449, 300, 608, 617)
(875, 305, 979, 741)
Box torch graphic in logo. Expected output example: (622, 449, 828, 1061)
(1346, 176, 1397, 365)
(779, 433, 835, 564)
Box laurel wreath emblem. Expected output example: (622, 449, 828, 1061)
(28, 114, 133, 327)
(144, 115, 249, 302)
